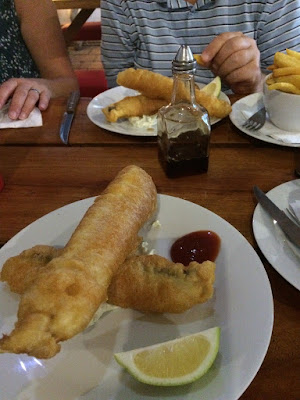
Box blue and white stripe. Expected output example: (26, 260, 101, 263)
(101, 0, 300, 88)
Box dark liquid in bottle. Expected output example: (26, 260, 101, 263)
(158, 129, 210, 178)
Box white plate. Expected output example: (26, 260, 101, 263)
(87, 86, 230, 137)
(253, 180, 300, 291)
(230, 93, 300, 147)
(0, 194, 273, 400)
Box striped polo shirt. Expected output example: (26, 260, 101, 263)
(101, 0, 300, 89)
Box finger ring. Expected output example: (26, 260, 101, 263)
(29, 88, 40, 95)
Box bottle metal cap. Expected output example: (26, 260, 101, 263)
(172, 45, 196, 74)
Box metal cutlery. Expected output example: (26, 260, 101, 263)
(59, 90, 80, 145)
(243, 107, 266, 131)
(285, 207, 300, 227)
(253, 185, 300, 248)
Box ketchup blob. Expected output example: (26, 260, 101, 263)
(170, 230, 221, 266)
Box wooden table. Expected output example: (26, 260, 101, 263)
(0, 96, 299, 399)
(53, 0, 100, 44)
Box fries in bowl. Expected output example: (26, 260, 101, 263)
(266, 49, 300, 94)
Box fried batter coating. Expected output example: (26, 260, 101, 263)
(102, 95, 167, 123)
(1, 238, 142, 295)
(0, 165, 157, 359)
(2, 250, 215, 316)
(117, 68, 232, 119)
(1, 245, 62, 294)
(108, 255, 215, 313)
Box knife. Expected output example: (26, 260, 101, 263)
(59, 90, 80, 144)
(253, 185, 300, 248)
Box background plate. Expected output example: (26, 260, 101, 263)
(87, 86, 230, 137)
(253, 179, 300, 291)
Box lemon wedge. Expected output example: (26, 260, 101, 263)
(200, 76, 222, 97)
(114, 326, 220, 386)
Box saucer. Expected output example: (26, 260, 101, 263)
(230, 93, 300, 147)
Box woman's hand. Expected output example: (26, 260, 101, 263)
(0, 78, 51, 120)
(201, 32, 264, 94)
(0, 0, 79, 121)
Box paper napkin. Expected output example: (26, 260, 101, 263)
(0, 102, 43, 129)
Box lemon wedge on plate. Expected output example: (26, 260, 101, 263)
(200, 76, 222, 97)
(114, 326, 220, 386)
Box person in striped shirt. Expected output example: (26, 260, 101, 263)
(101, 0, 300, 94)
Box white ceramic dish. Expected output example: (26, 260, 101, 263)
(253, 179, 300, 291)
(230, 93, 300, 147)
(87, 86, 230, 137)
(263, 74, 300, 132)
(0, 194, 273, 400)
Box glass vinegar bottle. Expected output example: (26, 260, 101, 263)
(157, 45, 211, 177)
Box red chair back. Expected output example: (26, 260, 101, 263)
(62, 21, 102, 41)
(75, 70, 108, 98)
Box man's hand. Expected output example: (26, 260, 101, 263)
(201, 32, 264, 94)
(0, 78, 51, 120)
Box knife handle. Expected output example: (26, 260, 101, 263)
(67, 90, 80, 113)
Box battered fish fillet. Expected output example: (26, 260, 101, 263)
(0, 165, 157, 359)
(0, 241, 141, 295)
(2, 249, 215, 314)
(108, 255, 215, 313)
(102, 95, 167, 123)
(0, 245, 62, 294)
(117, 68, 232, 119)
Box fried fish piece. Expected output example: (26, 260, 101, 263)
(108, 254, 215, 313)
(117, 68, 232, 119)
(0, 238, 142, 295)
(0, 165, 157, 359)
(102, 95, 167, 123)
(0, 245, 62, 294)
(2, 249, 215, 314)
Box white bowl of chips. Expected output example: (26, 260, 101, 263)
(263, 74, 300, 132)
(263, 49, 300, 132)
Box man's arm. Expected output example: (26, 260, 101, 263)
(201, 0, 300, 95)
(101, 0, 136, 88)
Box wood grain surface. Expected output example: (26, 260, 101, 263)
(0, 96, 299, 400)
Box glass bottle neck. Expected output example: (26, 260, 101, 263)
(171, 73, 197, 105)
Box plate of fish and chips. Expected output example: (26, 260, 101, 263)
(87, 69, 231, 137)
(230, 49, 300, 146)
(0, 166, 272, 400)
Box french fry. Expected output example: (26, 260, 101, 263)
(274, 52, 300, 68)
(266, 76, 276, 85)
(273, 75, 300, 89)
(267, 64, 276, 70)
(194, 54, 205, 66)
(286, 48, 300, 61)
(268, 82, 300, 95)
(272, 67, 300, 77)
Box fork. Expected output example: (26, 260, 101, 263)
(242, 107, 266, 131)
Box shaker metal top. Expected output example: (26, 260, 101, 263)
(172, 45, 196, 74)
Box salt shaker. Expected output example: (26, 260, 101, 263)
(157, 45, 211, 178)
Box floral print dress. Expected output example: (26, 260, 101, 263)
(0, 0, 40, 84)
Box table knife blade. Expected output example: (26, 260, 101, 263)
(253, 185, 300, 248)
(59, 90, 80, 145)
